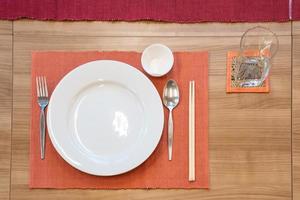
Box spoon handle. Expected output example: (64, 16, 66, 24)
(168, 110, 173, 160)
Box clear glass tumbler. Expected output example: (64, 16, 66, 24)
(234, 26, 279, 87)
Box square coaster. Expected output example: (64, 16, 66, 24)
(226, 51, 270, 93)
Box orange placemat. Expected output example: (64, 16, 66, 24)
(30, 51, 209, 189)
(226, 51, 270, 93)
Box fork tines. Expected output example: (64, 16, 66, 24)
(36, 76, 48, 97)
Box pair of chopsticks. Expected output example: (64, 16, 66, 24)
(189, 81, 195, 181)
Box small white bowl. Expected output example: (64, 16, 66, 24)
(141, 44, 174, 77)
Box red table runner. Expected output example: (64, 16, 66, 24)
(30, 51, 209, 189)
(0, 0, 290, 22)
(293, 0, 300, 20)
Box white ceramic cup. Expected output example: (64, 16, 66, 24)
(141, 44, 174, 77)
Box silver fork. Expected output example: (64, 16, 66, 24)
(36, 76, 49, 160)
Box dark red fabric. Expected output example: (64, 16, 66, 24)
(293, 0, 300, 20)
(0, 0, 289, 22)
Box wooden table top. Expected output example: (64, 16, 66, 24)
(0, 20, 299, 200)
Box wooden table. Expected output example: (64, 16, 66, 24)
(0, 20, 299, 200)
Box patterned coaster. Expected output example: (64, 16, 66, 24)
(226, 51, 270, 93)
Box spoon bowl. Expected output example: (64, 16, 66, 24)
(163, 80, 180, 109)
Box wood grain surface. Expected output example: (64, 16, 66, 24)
(0, 20, 297, 200)
(0, 21, 12, 35)
(13, 21, 291, 37)
(292, 22, 300, 200)
(0, 21, 12, 200)
(293, 21, 300, 35)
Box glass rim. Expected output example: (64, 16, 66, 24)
(239, 26, 279, 59)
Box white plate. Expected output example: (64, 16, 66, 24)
(47, 60, 164, 176)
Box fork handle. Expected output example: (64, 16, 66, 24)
(40, 108, 46, 160)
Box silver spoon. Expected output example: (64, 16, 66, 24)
(163, 79, 180, 160)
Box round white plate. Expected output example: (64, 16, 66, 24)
(47, 60, 164, 176)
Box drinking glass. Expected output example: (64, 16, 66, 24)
(234, 26, 279, 87)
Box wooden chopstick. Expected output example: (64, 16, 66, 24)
(189, 81, 192, 180)
(189, 81, 195, 181)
